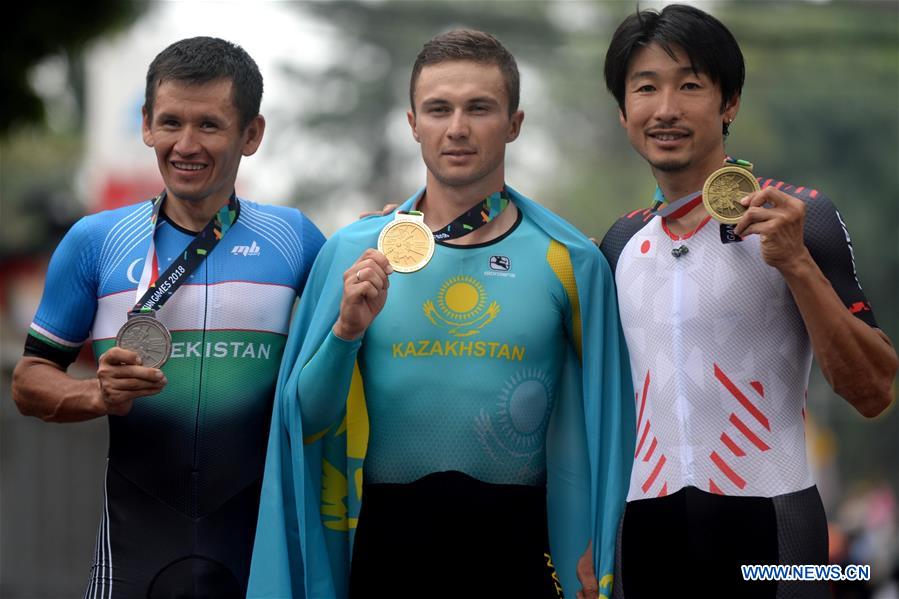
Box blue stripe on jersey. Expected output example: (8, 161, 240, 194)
(238, 203, 305, 280)
(30, 197, 325, 348)
(98, 202, 154, 290)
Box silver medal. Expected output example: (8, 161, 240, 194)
(115, 314, 172, 369)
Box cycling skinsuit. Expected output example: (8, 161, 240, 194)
(600, 179, 877, 599)
(297, 211, 576, 597)
(25, 197, 324, 598)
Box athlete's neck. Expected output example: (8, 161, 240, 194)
(416, 181, 517, 247)
(163, 190, 232, 233)
(419, 172, 504, 228)
(653, 150, 726, 236)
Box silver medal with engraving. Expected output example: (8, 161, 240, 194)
(115, 313, 172, 368)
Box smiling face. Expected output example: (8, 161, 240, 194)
(620, 42, 738, 178)
(407, 60, 523, 195)
(142, 78, 264, 207)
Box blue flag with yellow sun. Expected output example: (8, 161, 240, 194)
(247, 187, 635, 598)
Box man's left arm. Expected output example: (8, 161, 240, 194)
(735, 188, 897, 417)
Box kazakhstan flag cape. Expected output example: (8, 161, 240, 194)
(248, 187, 635, 598)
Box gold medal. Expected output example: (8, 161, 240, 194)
(377, 211, 435, 273)
(702, 163, 760, 224)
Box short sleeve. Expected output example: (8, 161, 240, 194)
(25, 217, 100, 368)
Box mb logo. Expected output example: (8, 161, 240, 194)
(489, 255, 511, 271)
(231, 241, 261, 256)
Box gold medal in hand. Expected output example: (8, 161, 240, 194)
(702, 161, 760, 224)
(377, 211, 435, 273)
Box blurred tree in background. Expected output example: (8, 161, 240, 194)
(1, 1, 146, 259)
(2, 1, 145, 135)
(272, 0, 566, 213)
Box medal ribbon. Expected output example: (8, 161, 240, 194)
(649, 158, 754, 245)
(431, 187, 511, 242)
(649, 157, 754, 217)
(132, 191, 238, 314)
(650, 188, 703, 218)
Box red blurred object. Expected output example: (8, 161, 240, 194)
(95, 175, 164, 213)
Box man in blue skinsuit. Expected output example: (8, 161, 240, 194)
(12, 37, 324, 598)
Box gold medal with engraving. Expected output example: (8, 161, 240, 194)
(702, 163, 760, 224)
(377, 211, 435, 273)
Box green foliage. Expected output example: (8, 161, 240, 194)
(2, 1, 145, 135)
(0, 129, 85, 257)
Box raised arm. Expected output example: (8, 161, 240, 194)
(297, 248, 393, 434)
(735, 187, 897, 417)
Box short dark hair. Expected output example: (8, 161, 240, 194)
(604, 4, 744, 129)
(410, 29, 520, 116)
(144, 36, 263, 130)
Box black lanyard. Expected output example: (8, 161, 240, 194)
(431, 187, 511, 242)
(132, 192, 238, 314)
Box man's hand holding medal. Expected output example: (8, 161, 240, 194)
(96, 346, 168, 416)
(336, 191, 510, 341)
(333, 249, 395, 341)
(734, 187, 810, 274)
(703, 159, 811, 274)
(333, 209, 437, 340)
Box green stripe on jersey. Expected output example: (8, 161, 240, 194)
(93, 330, 287, 418)
(29, 328, 80, 352)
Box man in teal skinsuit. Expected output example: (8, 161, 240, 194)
(248, 29, 634, 598)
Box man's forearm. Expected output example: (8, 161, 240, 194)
(781, 254, 897, 417)
(297, 331, 362, 435)
(11, 358, 106, 423)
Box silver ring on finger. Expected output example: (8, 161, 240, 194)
(355, 270, 362, 283)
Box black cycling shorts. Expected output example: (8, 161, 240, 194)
(349, 470, 564, 598)
(613, 485, 829, 599)
(84, 464, 260, 599)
